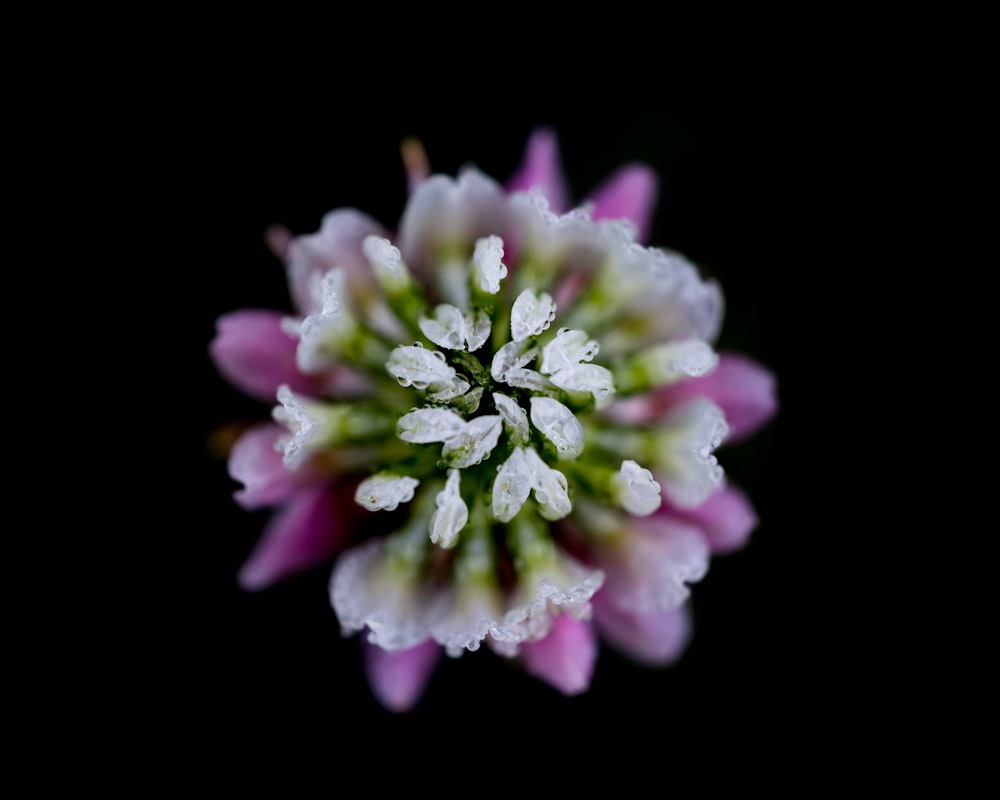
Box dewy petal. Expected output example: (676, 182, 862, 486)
(634, 339, 719, 387)
(657, 397, 729, 509)
(354, 473, 420, 512)
(237, 483, 350, 592)
(285, 208, 387, 316)
(529, 396, 584, 458)
(592, 594, 692, 667)
(510, 289, 556, 342)
(663, 483, 759, 555)
(228, 422, 304, 510)
(429, 469, 468, 549)
(490, 549, 603, 654)
(586, 163, 659, 245)
(522, 447, 572, 520)
(492, 447, 533, 523)
(419, 304, 471, 350)
(426, 525, 507, 656)
(361, 234, 403, 278)
(272, 384, 322, 468)
(418, 305, 491, 352)
(362, 638, 442, 713)
(331, 539, 441, 651)
(520, 613, 597, 696)
(210, 310, 318, 403)
(612, 460, 662, 516)
(491, 339, 538, 382)
(441, 415, 503, 468)
(539, 328, 599, 375)
(505, 126, 570, 214)
(661, 352, 778, 443)
(296, 268, 352, 374)
(473, 235, 507, 294)
(386, 344, 458, 390)
(492, 392, 530, 445)
(396, 407, 466, 444)
(594, 516, 709, 615)
(547, 363, 616, 408)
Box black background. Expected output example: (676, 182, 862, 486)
(179, 69, 853, 739)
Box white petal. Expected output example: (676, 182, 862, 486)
(489, 553, 604, 653)
(539, 328, 599, 375)
(441, 415, 503, 468)
(429, 469, 468, 549)
(424, 375, 472, 403)
(386, 344, 456, 390)
(612, 460, 662, 516)
(355, 473, 420, 511)
(473, 235, 507, 294)
(465, 309, 492, 352)
(522, 447, 572, 520)
(503, 367, 557, 394)
(548, 363, 616, 408)
(493, 392, 530, 445)
(529, 396, 584, 458)
(396, 407, 467, 444)
(418, 304, 468, 350)
(361, 234, 408, 292)
(430, 526, 503, 655)
(658, 398, 729, 508)
(510, 289, 556, 342)
(330, 539, 440, 651)
(492, 448, 533, 522)
(272, 384, 321, 468)
(638, 339, 719, 385)
(297, 268, 350, 373)
(491, 339, 538, 382)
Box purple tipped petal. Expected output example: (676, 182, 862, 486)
(285, 209, 387, 316)
(520, 614, 597, 696)
(237, 483, 348, 592)
(210, 309, 317, 403)
(667, 353, 778, 443)
(692, 485, 758, 554)
(228, 423, 304, 510)
(662, 484, 759, 554)
(592, 594, 692, 666)
(505, 127, 570, 214)
(362, 638, 442, 713)
(586, 163, 659, 245)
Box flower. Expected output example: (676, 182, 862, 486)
(209, 127, 777, 711)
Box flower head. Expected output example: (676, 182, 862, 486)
(209, 127, 777, 711)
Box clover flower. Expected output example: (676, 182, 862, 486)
(210, 127, 777, 712)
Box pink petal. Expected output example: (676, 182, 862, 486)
(237, 482, 350, 591)
(505, 126, 570, 213)
(520, 614, 597, 696)
(667, 352, 778, 443)
(586, 163, 659, 245)
(592, 594, 692, 666)
(397, 170, 509, 276)
(661, 484, 759, 555)
(285, 209, 387, 316)
(228, 422, 319, 510)
(362, 638, 442, 713)
(209, 309, 318, 403)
